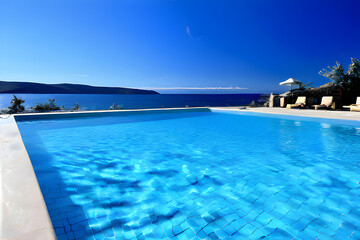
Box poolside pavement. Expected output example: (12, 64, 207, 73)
(0, 116, 56, 240)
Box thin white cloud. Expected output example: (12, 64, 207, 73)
(72, 74, 88, 77)
(186, 26, 193, 39)
(139, 87, 248, 90)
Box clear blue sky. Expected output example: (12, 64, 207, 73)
(1, 0, 360, 93)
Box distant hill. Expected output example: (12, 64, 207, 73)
(0, 81, 159, 94)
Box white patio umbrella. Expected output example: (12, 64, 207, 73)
(279, 78, 303, 91)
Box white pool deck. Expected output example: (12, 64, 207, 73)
(0, 107, 359, 239)
(0, 116, 56, 240)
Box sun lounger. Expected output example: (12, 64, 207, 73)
(343, 97, 360, 109)
(312, 96, 333, 110)
(286, 96, 306, 109)
(350, 105, 360, 112)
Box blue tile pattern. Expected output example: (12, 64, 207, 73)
(17, 112, 360, 239)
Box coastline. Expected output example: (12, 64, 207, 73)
(0, 93, 263, 111)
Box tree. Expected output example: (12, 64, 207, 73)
(347, 58, 360, 92)
(47, 99, 59, 110)
(8, 95, 25, 113)
(347, 58, 360, 79)
(319, 61, 346, 87)
(72, 103, 80, 110)
(319, 58, 360, 92)
(319, 58, 360, 104)
(109, 102, 123, 110)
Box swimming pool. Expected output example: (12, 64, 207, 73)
(16, 109, 360, 240)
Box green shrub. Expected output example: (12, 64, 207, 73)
(109, 102, 123, 110)
(33, 98, 60, 111)
(8, 95, 25, 113)
(72, 102, 80, 111)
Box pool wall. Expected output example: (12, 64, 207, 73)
(14, 107, 211, 122)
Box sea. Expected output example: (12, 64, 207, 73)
(0, 93, 264, 111)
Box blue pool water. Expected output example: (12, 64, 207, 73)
(17, 110, 360, 240)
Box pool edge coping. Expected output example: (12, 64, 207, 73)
(7, 106, 360, 122)
(0, 116, 56, 240)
